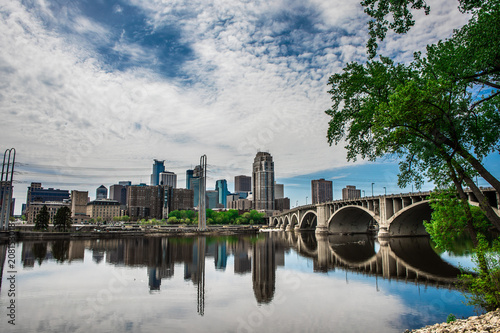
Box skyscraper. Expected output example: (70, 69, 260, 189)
(311, 179, 333, 204)
(274, 182, 284, 199)
(342, 185, 361, 200)
(234, 175, 251, 193)
(186, 169, 194, 189)
(252, 152, 275, 211)
(159, 171, 177, 188)
(96, 185, 108, 200)
(215, 179, 229, 208)
(150, 159, 165, 186)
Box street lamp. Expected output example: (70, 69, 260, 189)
(383, 187, 386, 195)
(371, 183, 375, 197)
(306, 196, 308, 205)
(362, 190, 365, 197)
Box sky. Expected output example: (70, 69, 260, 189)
(1, 0, 498, 214)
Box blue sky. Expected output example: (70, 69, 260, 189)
(1, 0, 496, 213)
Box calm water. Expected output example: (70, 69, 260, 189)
(0, 232, 478, 333)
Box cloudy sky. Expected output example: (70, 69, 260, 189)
(1, 0, 498, 213)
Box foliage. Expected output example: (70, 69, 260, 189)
(167, 209, 266, 225)
(446, 313, 457, 323)
(424, 189, 490, 250)
(53, 206, 72, 232)
(326, 1, 500, 228)
(34, 205, 50, 231)
(459, 234, 500, 311)
(360, 0, 490, 58)
(425, 188, 500, 311)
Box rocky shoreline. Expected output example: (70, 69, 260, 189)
(405, 309, 500, 333)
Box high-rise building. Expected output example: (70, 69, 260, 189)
(186, 169, 194, 189)
(150, 159, 165, 186)
(252, 152, 275, 211)
(127, 185, 164, 220)
(274, 182, 284, 199)
(165, 188, 194, 213)
(342, 185, 361, 200)
(96, 185, 108, 200)
(25, 182, 70, 214)
(274, 197, 290, 212)
(71, 190, 88, 217)
(109, 184, 128, 206)
(206, 190, 218, 209)
(311, 179, 333, 204)
(190, 177, 200, 208)
(234, 175, 251, 193)
(215, 179, 229, 208)
(159, 171, 177, 188)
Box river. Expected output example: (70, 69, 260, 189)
(0, 232, 479, 333)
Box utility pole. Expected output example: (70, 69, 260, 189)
(0, 148, 15, 231)
(198, 155, 207, 230)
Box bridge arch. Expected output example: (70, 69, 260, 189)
(282, 215, 290, 229)
(299, 210, 317, 229)
(289, 214, 299, 229)
(271, 217, 279, 227)
(387, 200, 431, 236)
(328, 206, 379, 234)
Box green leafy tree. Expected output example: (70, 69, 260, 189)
(34, 205, 50, 231)
(360, 0, 491, 58)
(326, 0, 500, 310)
(53, 206, 72, 232)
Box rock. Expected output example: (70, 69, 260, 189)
(405, 309, 500, 333)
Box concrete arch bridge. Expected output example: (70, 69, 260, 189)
(270, 188, 500, 237)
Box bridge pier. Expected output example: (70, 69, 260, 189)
(315, 204, 329, 235)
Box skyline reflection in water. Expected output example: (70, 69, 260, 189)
(0, 232, 477, 333)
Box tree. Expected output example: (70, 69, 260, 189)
(34, 205, 50, 231)
(326, 0, 500, 310)
(53, 206, 72, 232)
(360, 0, 491, 58)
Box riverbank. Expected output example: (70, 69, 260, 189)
(405, 309, 500, 333)
(0, 224, 261, 241)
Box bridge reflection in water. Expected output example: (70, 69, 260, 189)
(4, 232, 465, 310)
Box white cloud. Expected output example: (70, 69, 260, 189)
(0, 0, 474, 210)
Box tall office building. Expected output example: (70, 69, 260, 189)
(274, 182, 284, 199)
(234, 175, 251, 193)
(109, 184, 128, 206)
(252, 152, 275, 211)
(71, 190, 88, 217)
(127, 185, 164, 220)
(186, 170, 194, 189)
(96, 185, 108, 200)
(150, 159, 165, 186)
(311, 179, 333, 204)
(342, 185, 361, 200)
(215, 179, 229, 208)
(24, 182, 70, 214)
(159, 171, 177, 188)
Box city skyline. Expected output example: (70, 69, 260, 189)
(2, 0, 500, 214)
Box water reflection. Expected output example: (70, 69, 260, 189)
(8, 233, 470, 308)
(0, 232, 480, 333)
